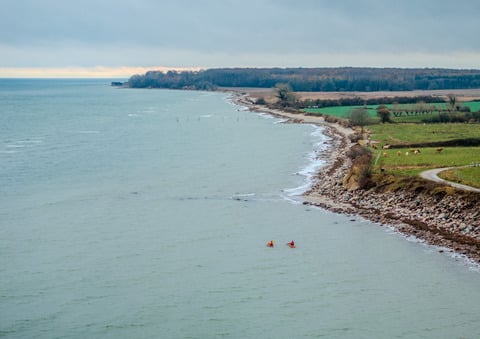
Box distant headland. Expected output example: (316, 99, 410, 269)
(120, 67, 480, 92)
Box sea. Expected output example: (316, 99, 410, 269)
(1, 79, 479, 338)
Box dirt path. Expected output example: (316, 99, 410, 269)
(420, 167, 480, 193)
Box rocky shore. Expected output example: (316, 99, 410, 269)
(303, 126, 480, 264)
(231, 92, 480, 264)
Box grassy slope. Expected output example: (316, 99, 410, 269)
(438, 167, 480, 188)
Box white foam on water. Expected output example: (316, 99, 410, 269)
(77, 130, 100, 134)
(284, 124, 330, 199)
(257, 112, 275, 119)
(232, 193, 256, 198)
(2, 138, 44, 154)
(141, 108, 155, 113)
(17, 139, 43, 145)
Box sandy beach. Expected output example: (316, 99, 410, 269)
(230, 91, 480, 264)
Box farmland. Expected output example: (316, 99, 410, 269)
(367, 123, 479, 145)
(304, 101, 480, 121)
(366, 123, 480, 188)
(302, 97, 480, 188)
(254, 86, 480, 189)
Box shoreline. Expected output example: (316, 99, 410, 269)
(229, 91, 480, 265)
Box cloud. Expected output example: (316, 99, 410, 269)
(1, 0, 479, 71)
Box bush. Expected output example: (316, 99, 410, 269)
(422, 111, 480, 123)
(344, 145, 374, 189)
(347, 144, 371, 160)
(376, 104, 392, 123)
(354, 154, 374, 188)
(349, 133, 363, 143)
(255, 97, 267, 105)
(324, 115, 343, 124)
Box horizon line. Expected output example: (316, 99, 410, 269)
(1, 65, 480, 79)
(0, 66, 203, 79)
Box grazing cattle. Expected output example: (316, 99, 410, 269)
(436, 147, 444, 153)
(383, 144, 391, 150)
(383, 152, 388, 157)
(372, 144, 378, 149)
(405, 151, 409, 156)
(397, 151, 402, 156)
(413, 149, 421, 155)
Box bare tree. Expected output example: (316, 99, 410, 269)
(376, 104, 392, 123)
(447, 94, 457, 112)
(349, 107, 371, 133)
(274, 83, 298, 108)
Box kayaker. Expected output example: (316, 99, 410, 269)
(267, 240, 274, 247)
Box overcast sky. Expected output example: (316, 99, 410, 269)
(1, 0, 479, 76)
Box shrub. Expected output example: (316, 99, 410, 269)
(255, 97, 267, 105)
(349, 133, 363, 143)
(347, 144, 371, 160)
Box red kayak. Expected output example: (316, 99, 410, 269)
(287, 241, 296, 248)
(266, 240, 274, 247)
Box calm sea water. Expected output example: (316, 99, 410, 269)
(1, 79, 479, 338)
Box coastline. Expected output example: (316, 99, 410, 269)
(229, 91, 480, 264)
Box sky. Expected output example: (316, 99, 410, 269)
(1, 0, 479, 77)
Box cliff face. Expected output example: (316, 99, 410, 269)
(342, 144, 374, 191)
(343, 170, 361, 191)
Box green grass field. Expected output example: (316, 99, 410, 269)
(305, 102, 480, 188)
(372, 147, 480, 170)
(305, 105, 372, 118)
(466, 101, 480, 112)
(366, 123, 480, 187)
(304, 101, 480, 121)
(367, 123, 480, 145)
(438, 166, 480, 189)
(371, 147, 480, 188)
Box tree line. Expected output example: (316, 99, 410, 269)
(127, 67, 480, 92)
(303, 95, 441, 109)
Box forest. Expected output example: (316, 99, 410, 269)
(126, 67, 480, 92)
